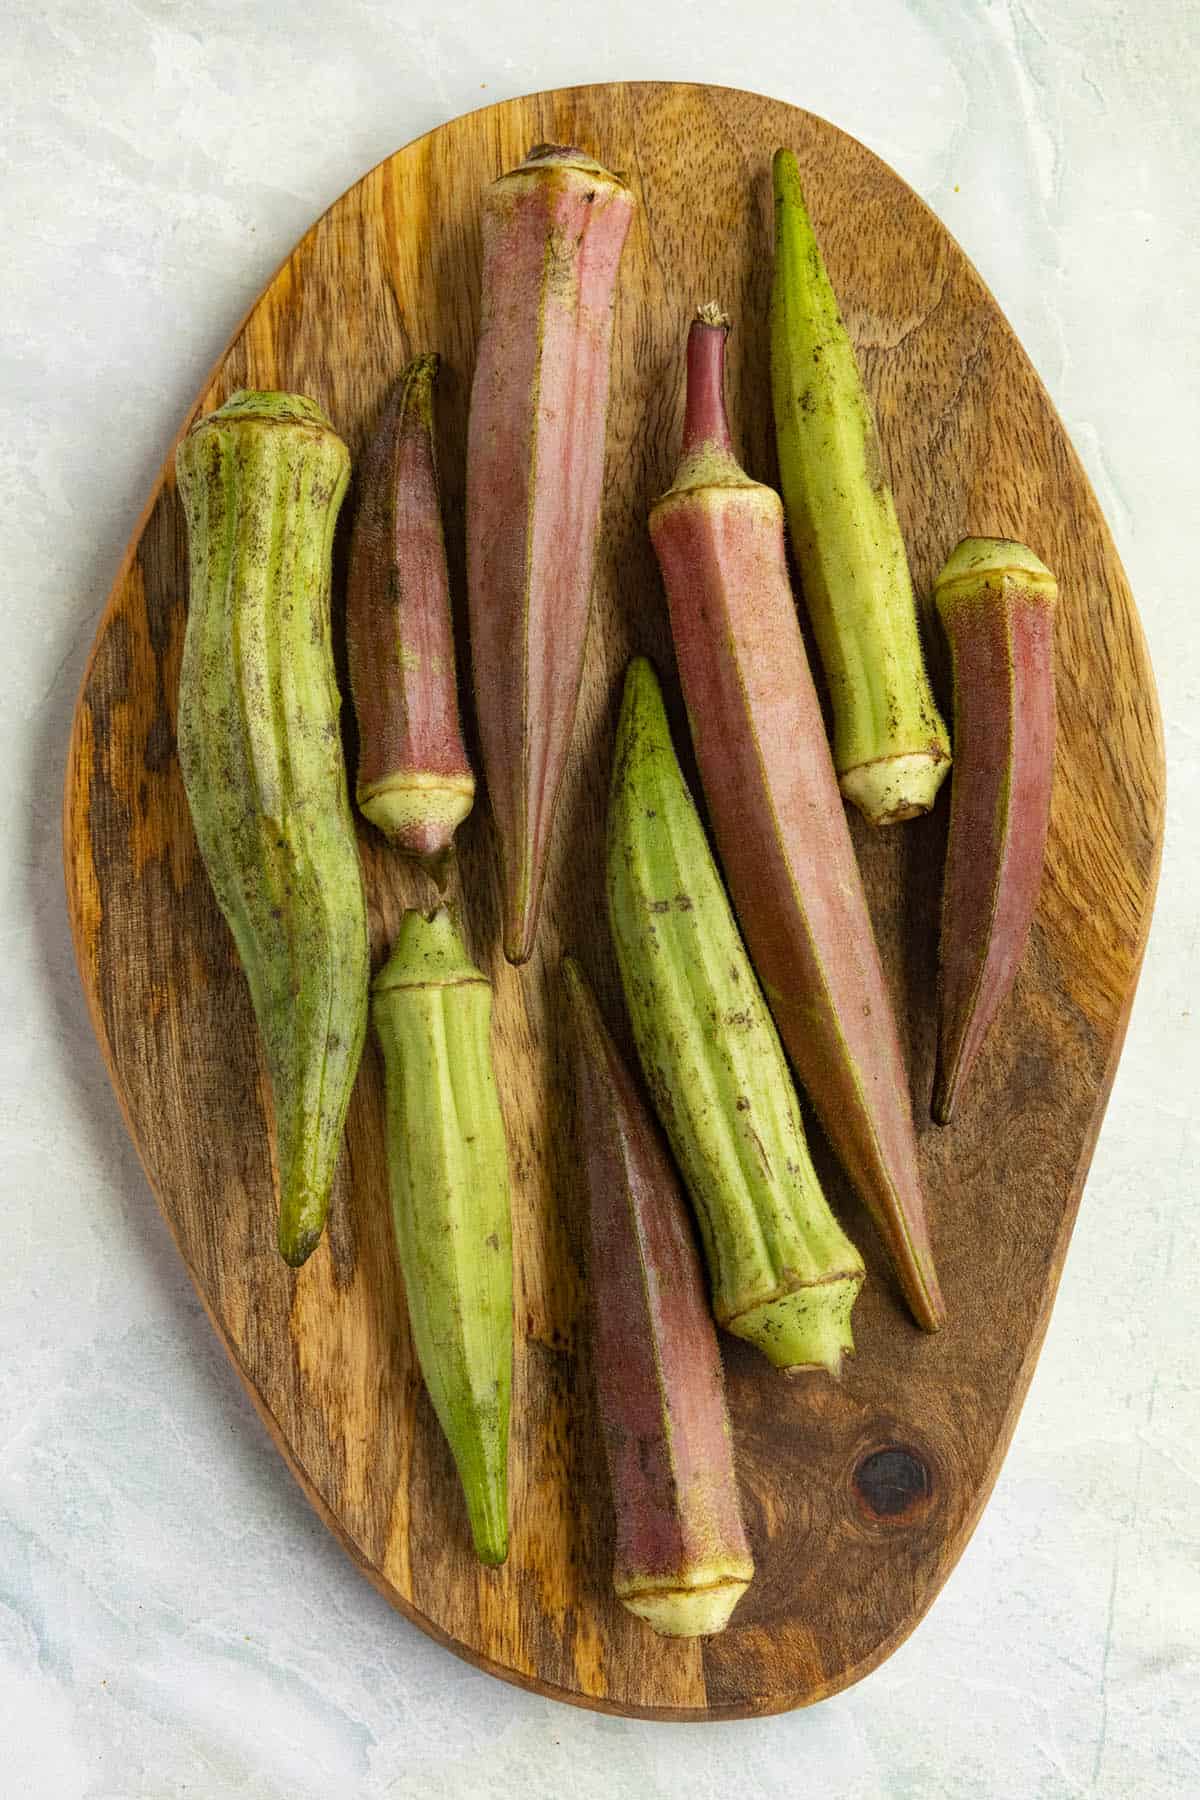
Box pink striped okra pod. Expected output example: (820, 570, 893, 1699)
(565, 958, 753, 1637)
(346, 354, 475, 875)
(933, 538, 1058, 1124)
(467, 144, 634, 963)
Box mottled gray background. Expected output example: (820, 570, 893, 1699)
(3, 3, 1196, 1795)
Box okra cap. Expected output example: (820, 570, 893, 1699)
(934, 537, 1057, 608)
(372, 907, 487, 995)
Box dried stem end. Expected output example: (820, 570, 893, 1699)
(619, 1568, 752, 1639)
(935, 536, 1057, 606)
(359, 771, 476, 862)
(840, 751, 951, 827)
(726, 1270, 863, 1375)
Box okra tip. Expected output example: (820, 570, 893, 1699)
(278, 1213, 322, 1270)
(561, 953, 587, 1005)
(611, 657, 672, 786)
(403, 348, 439, 397)
(931, 1062, 963, 1129)
(561, 955, 611, 1063)
(771, 147, 820, 250)
(906, 1254, 947, 1334)
(465, 1481, 509, 1568)
(619, 653, 662, 721)
(503, 908, 539, 969)
(771, 146, 804, 208)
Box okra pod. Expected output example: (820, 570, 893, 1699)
(176, 390, 368, 1267)
(650, 307, 943, 1331)
(565, 957, 754, 1636)
(372, 909, 513, 1565)
(934, 538, 1057, 1123)
(346, 354, 474, 872)
(771, 149, 951, 825)
(467, 144, 635, 962)
(607, 658, 865, 1375)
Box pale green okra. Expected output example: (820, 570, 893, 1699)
(372, 908, 513, 1566)
(176, 389, 369, 1268)
(770, 149, 951, 825)
(606, 658, 865, 1375)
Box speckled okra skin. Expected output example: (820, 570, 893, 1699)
(175, 389, 368, 1268)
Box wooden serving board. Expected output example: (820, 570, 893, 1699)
(63, 82, 1164, 1719)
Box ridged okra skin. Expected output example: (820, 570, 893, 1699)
(650, 309, 944, 1332)
(565, 958, 753, 1636)
(346, 354, 475, 870)
(372, 909, 513, 1566)
(175, 390, 368, 1268)
(771, 149, 951, 826)
(466, 143, 635, 964)
(934, 538, 1058, 1124)
(607, 658, 866, 1376)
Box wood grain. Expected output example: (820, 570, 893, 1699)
(62, 82, 1164, 1720)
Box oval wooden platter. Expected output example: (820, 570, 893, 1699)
(63, 82, 1164, 1720)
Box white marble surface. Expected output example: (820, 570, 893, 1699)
(3, 2, 1196, 1793)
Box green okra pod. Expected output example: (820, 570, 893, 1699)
(771, 149, 951, 826)
(372, 909, 513, 1566)
(176, 390, 369, 1267)
(607, 657, 866, 1376)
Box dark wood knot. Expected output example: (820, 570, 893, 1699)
(853, 1445, 933, 1524)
